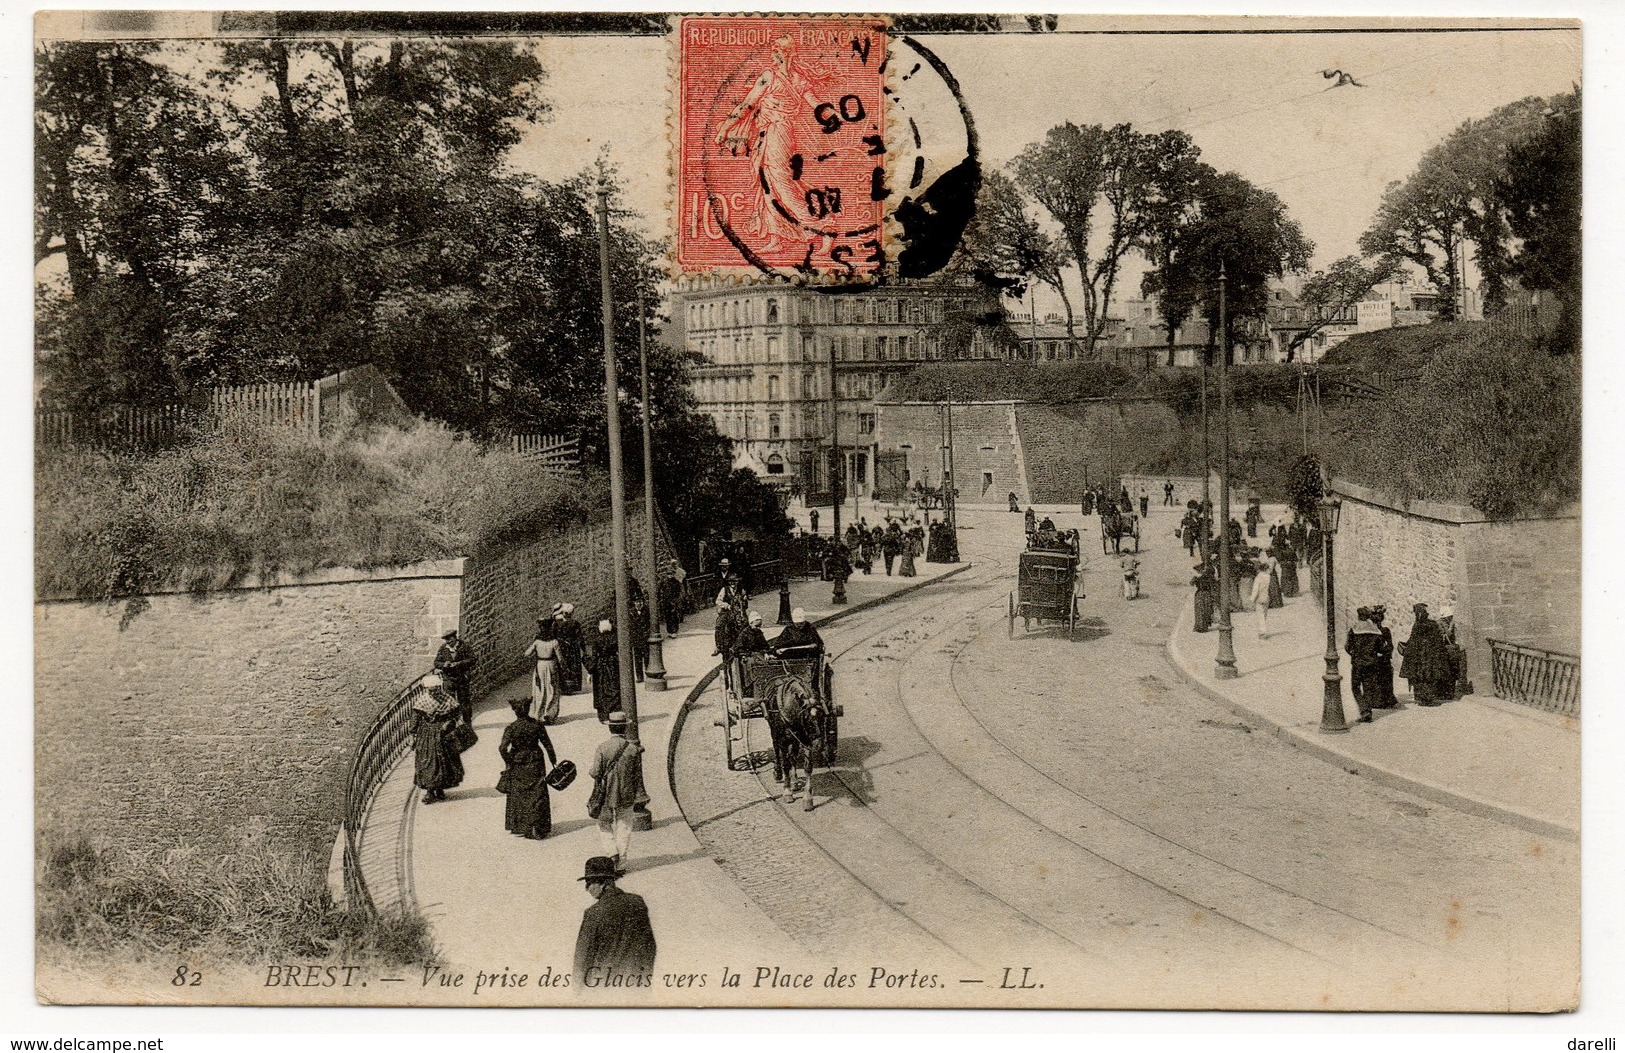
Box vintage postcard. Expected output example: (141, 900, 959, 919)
(31, 11, 1583, 1013)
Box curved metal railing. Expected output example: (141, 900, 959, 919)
(341, 672, 431, 915)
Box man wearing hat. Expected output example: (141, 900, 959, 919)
(433, 628, 478, 729)
(587, 712, 648, 865)
(1437, 605, 1467, 700)
(589, 619, 622, 723)
(573, 855, 656, 990)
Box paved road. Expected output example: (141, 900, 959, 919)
(670, 505, 1578, 1011)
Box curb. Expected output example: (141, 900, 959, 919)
(1163, 606, 1578, 844)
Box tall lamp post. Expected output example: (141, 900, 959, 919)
(1214, 262, 1238, 680)
(828, 332, 847, 604)
(636, 289, 667, 691)
(1318, 494, 1348, 732)
(594, 184, 651, 831)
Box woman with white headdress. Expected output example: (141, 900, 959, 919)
(412, 672, 464, 805)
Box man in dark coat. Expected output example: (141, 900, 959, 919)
(658, 566, 684, 636)
(881, 522, 903, 576)
(433, 629, 478, 728)
(555, 604, 586, 695)
(809, 508, 820, 534)
(1345, 607, 1385, 722)
(627, 574, 650, 683)
(1192, 561, 1217, 632)
(1400, 603, 1451, 706)
(574, 856, 656, 990)
(773, 608, 825, 662)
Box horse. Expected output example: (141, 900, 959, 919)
(760, 667, 831, 812)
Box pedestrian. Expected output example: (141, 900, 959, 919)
(628, 574, 650, 683)
(1081, 489, 1095, 516)
(882, 522, 903, 575)
(809, 508, 820, 535)
(433, 629, 478, 729)
(1192, 561, 1217, 632)
(1138, 489, 1149, 518)
(498, 697, 557, 838)
(1249, 555, 1276, 637)
(1164, 480, 1175, 507)
(524, 617, 562, 724)
(827, 541, 853, 594)
(1245, 502, 1263, 539)
(1399, 603, 1451, 707)
(1009, 491, 1021, 513)
(1437, 605, 1466, 700)
(899, 526, 921, 577)
(1024, 507, 1037, 535)
(1345, 607, 1384, 723)
(573, 856, 656, 990)
(776, 578, 793, 625)
(556, 603, 586, 695)
(587, 711, 649, 865)
(1270, 526, 1299, 598)
(412, 673, 464, 805)
(659, 564, 684, 636)
(590, 619, 621, 723)
(1370, 605, 1399, 708)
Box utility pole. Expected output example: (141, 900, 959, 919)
(1215, 261, 1238, 680)
(636, 288, 667, 691)
(594, 184, 651, 828)
(828, 331, 846, 604)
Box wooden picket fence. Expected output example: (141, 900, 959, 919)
(38, 380, 319, 452)
(510, 433, 580, 479)
(209, 381, 319, 434)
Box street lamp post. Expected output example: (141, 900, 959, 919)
(636, 289, 667, 691)
(1214, 262, 1238, 680)
(1318, 494, 1349, 732)
(828, 331, 846, 604)
(594, 184, 651, 830)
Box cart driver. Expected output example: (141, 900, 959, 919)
(772, 607, 825, 662)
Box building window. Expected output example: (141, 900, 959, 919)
(766, 452, 785, 474)
(876, 335, 889, 360)
(769, 414, 781, 440)
(766, 298, 779, 323)
(859, 412, 876, 435)
(899, 335, 911, 359)
(768, 375, 780, 399)
(982, 471, 994, 494)
(803, 373, 815, 398)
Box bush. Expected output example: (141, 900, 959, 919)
(1330, 325, 1580, 517)
(36, 418, 606, 600)
(36, 832, 439, 967)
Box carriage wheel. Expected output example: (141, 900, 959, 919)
(1100, 531, 1108, 555)
(1068, 600, 1077, 640)
(822, 714, 839, 765)
(1132, 529, 1140, 554)
(721, 681, 739, 770)
(1007, 592, 1016, 639)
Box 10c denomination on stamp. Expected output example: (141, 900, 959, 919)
(677, 15, 890, 279)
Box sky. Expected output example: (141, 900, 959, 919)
(509, 21, 1579, 313)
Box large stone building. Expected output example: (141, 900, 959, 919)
(676, 277, 993, 502)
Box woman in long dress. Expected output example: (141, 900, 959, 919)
(412, 674, 464, 805)
(590, 620, 622, 723)
(525, 617, 562, 724)
(899, 528, 921, 577)
(499, 698, 557, 839)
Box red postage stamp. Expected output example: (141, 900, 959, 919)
(677, 15, 890, 279)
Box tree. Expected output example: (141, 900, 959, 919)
(1133, 132, 1210, 366)
(1283, 255, 1396, 362)
(1012, 123, 1164, 357)
(949, 171, 1066, 359)
(1494, 94, 1580, 353)
(1359, 94, 1554, 319)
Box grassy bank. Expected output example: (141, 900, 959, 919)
(36, 832, 439, 968)
(36, 418, 605, 601)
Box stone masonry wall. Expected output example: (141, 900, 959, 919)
(875, 402, 1024, 506)
(1331, 479, 1580, 692)
(35, 562, 464, 860)
(1019, 401, 1179, 503)
(460, 511, 676, 699)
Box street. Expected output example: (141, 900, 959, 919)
(671, 503, 1579, 1010)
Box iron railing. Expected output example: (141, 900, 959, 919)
(341, 672, 430, 915)
(681, 559, 785, 615)
(1488, 638, 1580, 719)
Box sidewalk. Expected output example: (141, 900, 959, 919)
(360, 554, 969, 987)
(1166, 582, 1579, 842)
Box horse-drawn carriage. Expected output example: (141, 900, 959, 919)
(717, 645, 842, 810)
(1008, 548, 1084, 640)
(1100, 506, 1140, 554)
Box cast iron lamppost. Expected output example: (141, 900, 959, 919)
(595, 183, 651, 831)
(1214, 262, 1238, 680)
(1318, 493, 1348, 733)
(827, 329, 847, 604)
(636, 288, 667, 691)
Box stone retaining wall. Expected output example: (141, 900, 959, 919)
(35, 562, 464, 859)
(1330, 479, 1580, 690)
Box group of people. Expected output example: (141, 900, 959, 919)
(1190, 510, 1323, 637)
(1346, 602, 1467, 720)
(840, 517, 924, 578)
(1078, 486, 1135, 518)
